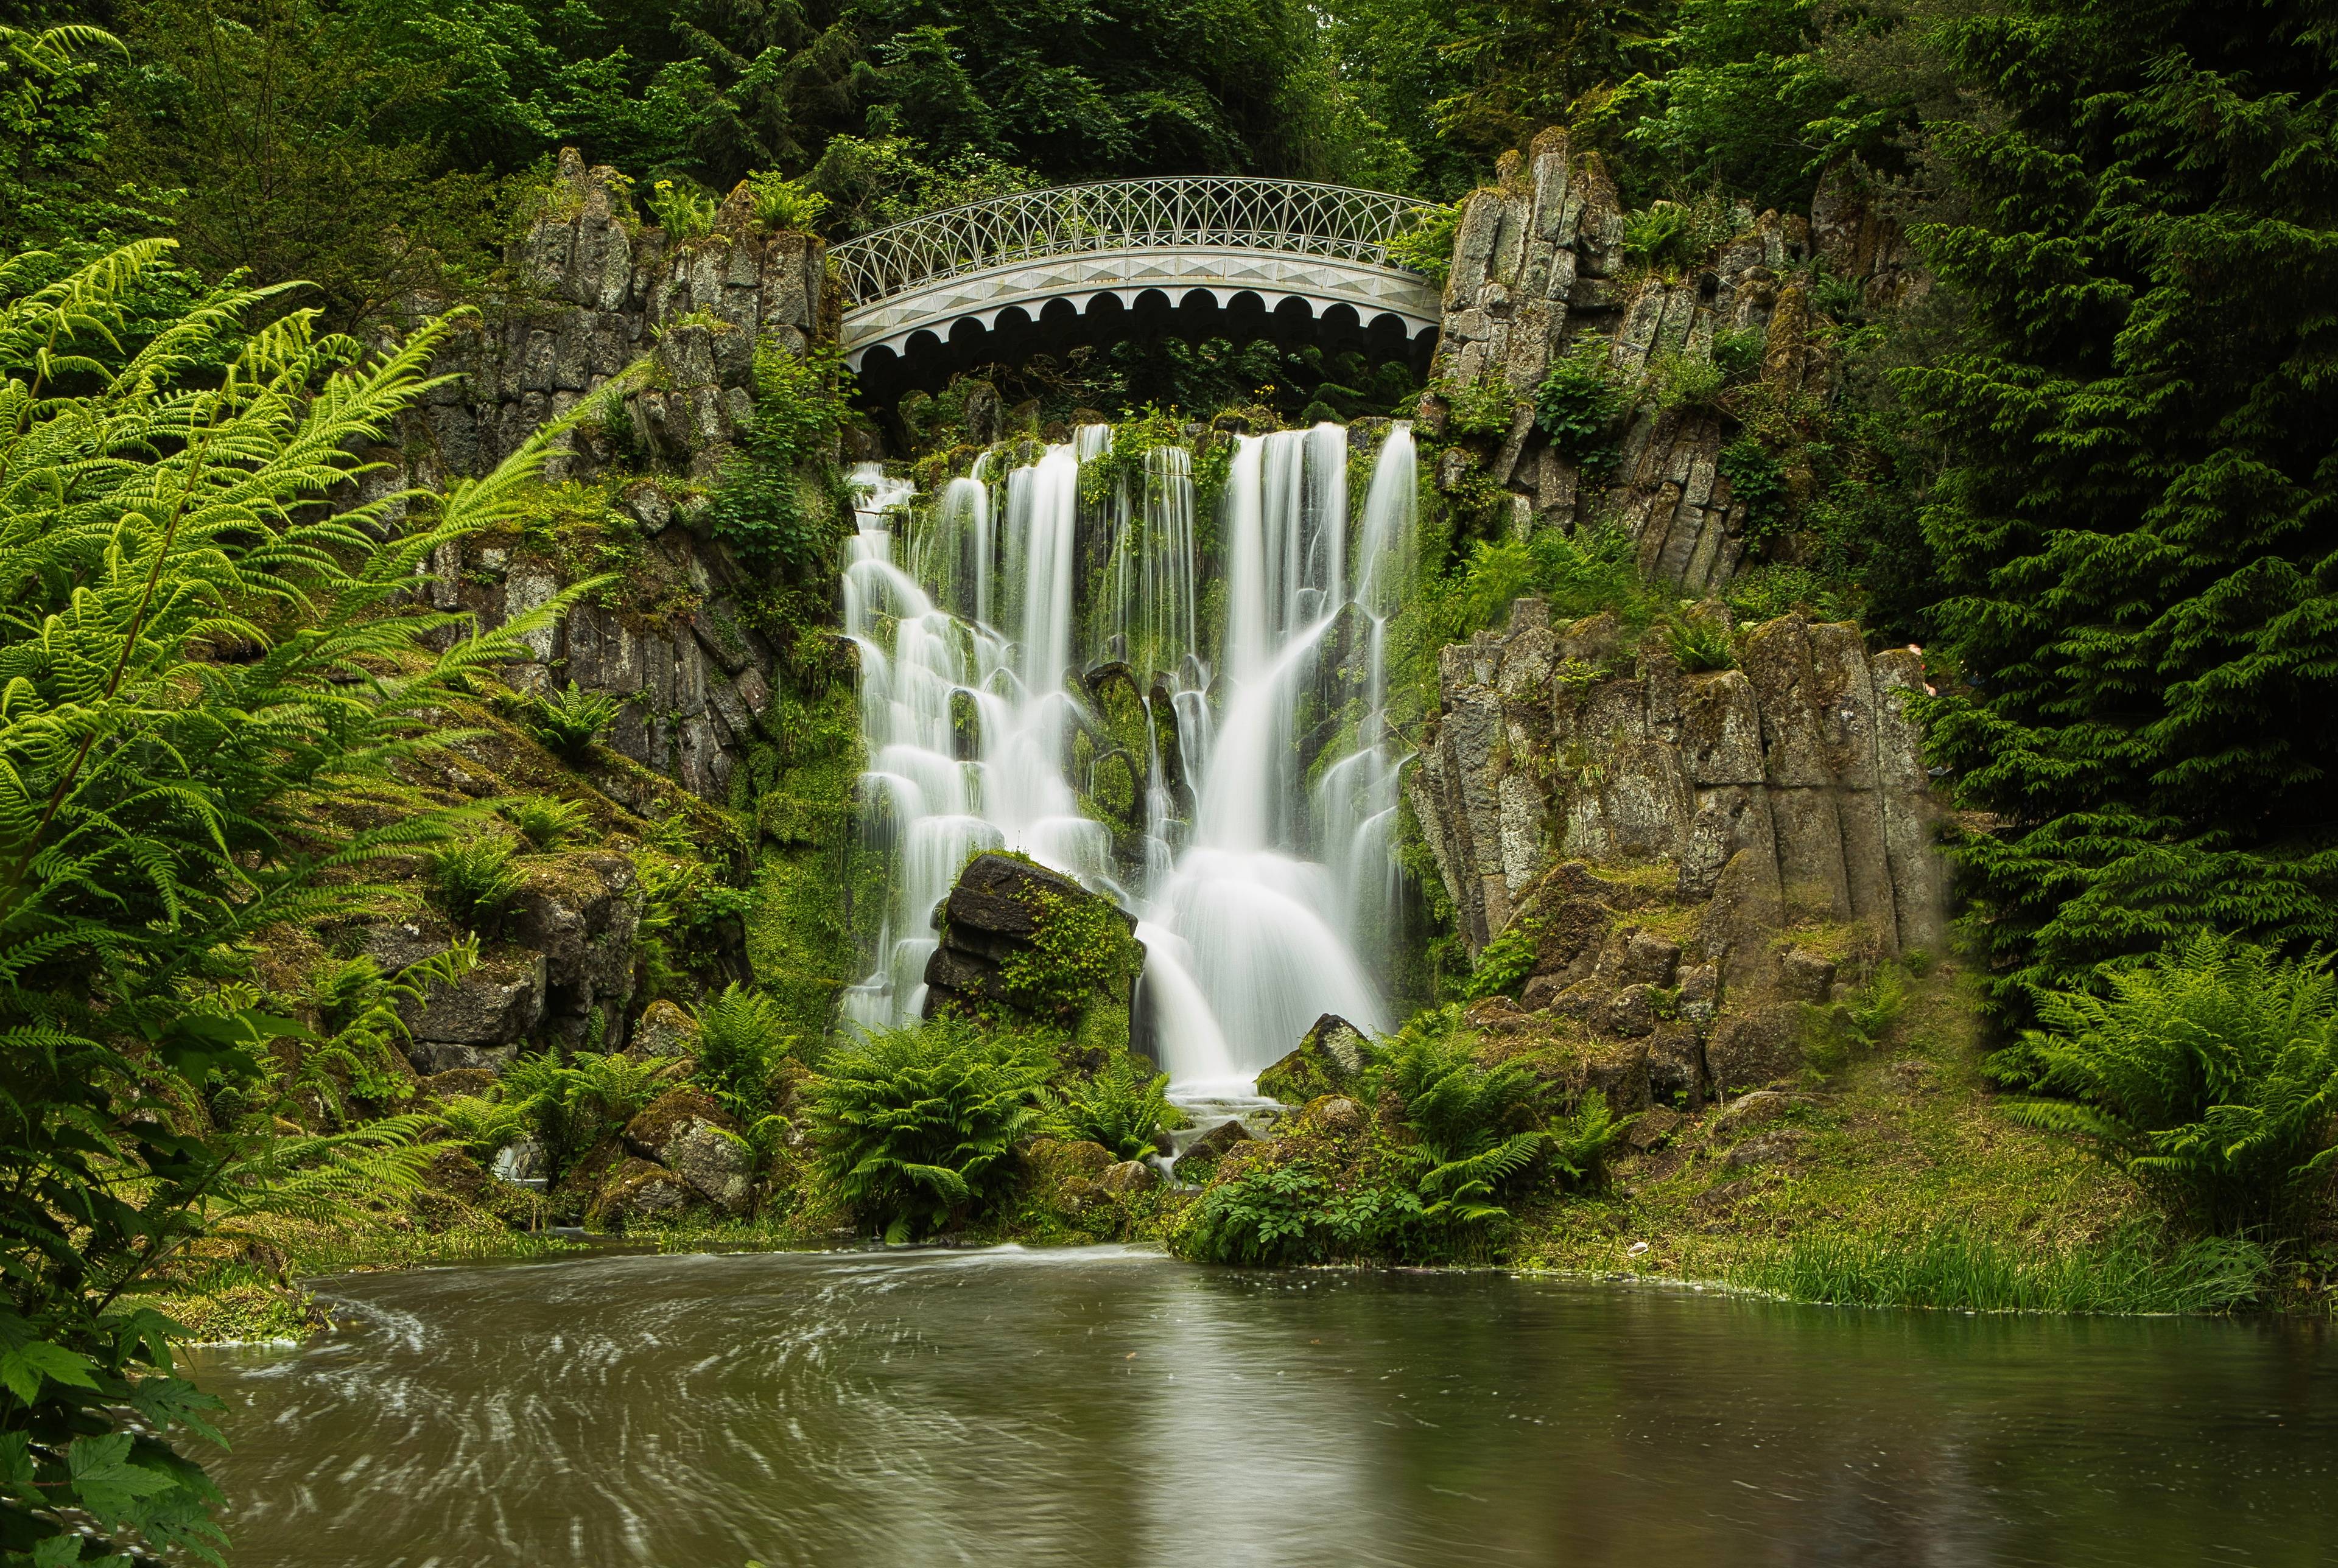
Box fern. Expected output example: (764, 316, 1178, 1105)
(809, 1017, 1052, 1242)
(2005, 934, 2338, 1236)
(692, 983, 790, 1118)
(499, 794, 588, 850)
(429, 835, 526, 933)
(522, 681, 621, 757)
(0, 240, 594, 1564)
(1053, 1053, 1171, 1161)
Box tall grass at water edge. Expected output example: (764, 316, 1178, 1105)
(1726, 1225, 2270, 1315)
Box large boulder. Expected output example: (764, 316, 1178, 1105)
(1178, 1118, 1255, 1167)
(623, 1088, 755, 1214)
(919, 853, 1142, 1046)
(589, 1157, 695, 1228)
(1705, 1003, 1808, 1094)
(507, 852, 643, 1046)
(1257, 1013, 1369, 1104)
(402, 951, 546, 1071)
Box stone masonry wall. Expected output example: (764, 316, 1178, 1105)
(1405, 599, 1946, 993)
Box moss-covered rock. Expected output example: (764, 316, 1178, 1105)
(1256, 1012, 1369, 1104)
(921, 853, 1143, 1051)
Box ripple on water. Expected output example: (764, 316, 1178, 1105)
(188, 1246, 2338, 1568)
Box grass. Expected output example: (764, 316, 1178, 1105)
(1725, 1225, 2269, 1314)
(1508, 961, 2270, 1314)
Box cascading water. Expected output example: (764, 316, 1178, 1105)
(839, 422, 1416, 1093)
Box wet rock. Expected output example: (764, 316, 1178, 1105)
(590, 1157, 695, 1227)
(1298, 1094, 1369, 1139)
(624, 1088, 755, 1214)
(402, 950, 546, 1057)
(1256, 1013, 1369, 1102)
(921, 852, 1139, 1023)
(491, 1136, 550, 1185)
(1096, 1160, 1159, 1196)
(1181, 1118, 1255, 1165)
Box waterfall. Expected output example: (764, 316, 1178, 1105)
(840, 422, 1417, 1093)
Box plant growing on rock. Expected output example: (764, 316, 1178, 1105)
(997, 887, 1140, 1026)
(744, 170, 829, 233)
(693, 984, 792, 1118)
(809, 1017, 1052, 1242)
(1374, 1012, 1553, 1227)
(499, 794, 589, 850)
(1662, 609, 1736, 672)
(1531, 344, 1625, 472)
(2006, 936, 2338, 1238)
(500, 1051, 678, 1173)
(429, 835, 527, 935)
(1053, 1054, 1173, 1161)
(523, 681, 621, 758)
(646, 178, 717, 237)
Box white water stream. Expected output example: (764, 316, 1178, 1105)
(838, 422, 1416, 1093)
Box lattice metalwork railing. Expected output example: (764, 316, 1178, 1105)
(828, 178, 1433, 306)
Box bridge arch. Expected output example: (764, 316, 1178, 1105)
(830, 178, 1445, 396)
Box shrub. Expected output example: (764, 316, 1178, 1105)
(1623, 202, 1694, 270)
(1180, 1164, 1422, 1265)
(500, 1051, 677, 1172)
(810, 1017, 1053, 1241)
(745, 170, 828, 233)
(1662, 610, 1736, 672)
(2006, 934, 2338, 1237)
(1532, 345, 1626, 468)
(430, 835, 526, 934)
(703, 341, 853, 573)
(694, 984, 792, 1118)
(1712, 325, 1767, 379)
(500, 794, 588, 850)
(524, 681, 621, 757)
(1439, 374, 1517, 439)
(1648, 350, 1725, 411)
(647, 178, 716, 237)
(1055, 1054, 1172, 1161)
(1717, 435, 1788, 542)
(1547, 1096, 1628, 1186)
(1463, 915, 1542, 1000)
(435, 1094, 530, 1159)
(1373, 1009, 1552, 1225)
(1385, 200, 1462, 285)
(995, 887, 1140, 1024)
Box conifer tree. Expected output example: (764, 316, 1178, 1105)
(1906, 0, 2338, 1027)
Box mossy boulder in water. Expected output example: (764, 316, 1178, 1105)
(921, 853, 1143, 1050)
(1256, 1013, 1369, 1104)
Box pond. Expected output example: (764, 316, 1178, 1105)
(188, 1246, 2337, 1567)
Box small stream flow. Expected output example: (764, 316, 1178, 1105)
(836, 422, 1416, 1096)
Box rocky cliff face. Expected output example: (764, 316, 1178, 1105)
(402, 150, 840, 802)
(1406, 600, 1944, 1043)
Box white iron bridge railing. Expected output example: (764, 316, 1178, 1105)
(827, 177, 1436, 306)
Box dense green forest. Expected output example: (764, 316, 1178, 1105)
(5, 0, 2338, 1559)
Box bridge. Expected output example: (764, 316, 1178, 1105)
(829, 177, 1447, 392)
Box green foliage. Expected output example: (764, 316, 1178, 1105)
(645, 178, 716, 238)
(1464, 917, 1542, 1000)
(499, 795, 588, 851)
(1532, 343, 1626, 469)
(1645, 349, 1725, 411)
(1623, 202, 1697, 270)
(500, 1051, 676, 1171)
(1181, 1163, 1423, 1265)
(1438, 376, 1517, 439)
(693, 984, 792, 1119)
(743, 170, 827, 233)
(2004, 937, 2338, 1239)
(434, 1093, 530, 1160)
(994, 887, 1142, 1025)
(1711, 325, 1766, 380)
(1903, 0, 2338, 1021)
(1053, 1054, 1172, 1161)
(1384, 201, 1462, 284)
(809, 1017, 1052, 1242)
(1716, 435, 1786, 542)
(523, 681, 620, 758)
(1728, 1223, 2270, 1315)
(0, 245, 569, 1564)
(1372, 1010, 1554, 1225)
(704, 342, 852, 575)
(428, 835, 525, 935)
(1662, 610, 1736, 672)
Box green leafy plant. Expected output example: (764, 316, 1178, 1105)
(995, 886, 1140, 1024)
(1662, 610, 1736, 671)
(809, 1017, 1052, 1242)
(1054, 1054, 1172, 1161)
(524, 681, 621, 758)
(1532, 345, 1626, 470)
(1647, 349, 1725, 411)
(646, 178, 717, 238)
(1179, 1162, 1424, 1267)
(1717, 435, 1788, 542)
(0, 241, 574, 1564)
(693, 984, 792, 1118)
(499, 794, 589, 850)
(703, 341, 853, 574)
(1385, 200, 1462, 285)
(434, 1094, 531, 1160)
(1623, 202, 1695, 270)
(1712, 325, 1767, 379)
(1375, 1015, 1551, 1225)
(1464, 915, 1542, 1000)
(744, 170, 829, 233)
(2005, 935, 2338, 1237)
(1440, 374, 1517, 439)
(500, 1051, 678, 1172)
(429, 835, 527, 934)
(1729, 1222, 2269, 1314)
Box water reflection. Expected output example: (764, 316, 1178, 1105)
(188, 1247, 2338, 1568)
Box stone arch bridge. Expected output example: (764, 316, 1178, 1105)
(830, 177, 1445, 397)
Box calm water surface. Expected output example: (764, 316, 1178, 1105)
(188, 1245, 2337, 1567)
